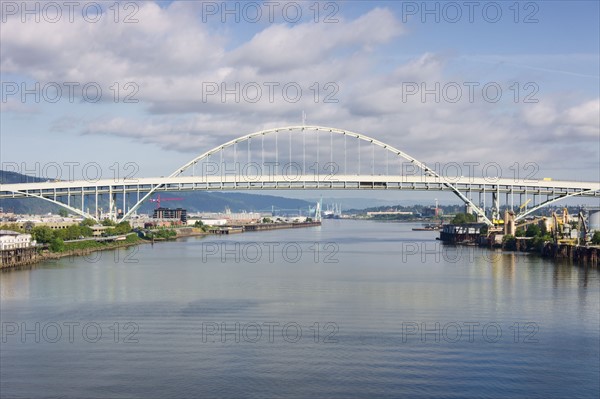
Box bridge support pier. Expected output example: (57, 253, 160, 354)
(108, 187, 118, 222)
(492, 186, 500, 223)
(504, 210, 516, 236)
(95, 189, 99, 220)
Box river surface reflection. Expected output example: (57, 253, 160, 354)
(1, 220, 598, 398)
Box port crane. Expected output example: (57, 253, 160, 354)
(552, 207, 578, 245)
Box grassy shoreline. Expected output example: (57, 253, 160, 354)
(38, 234, 145, 261)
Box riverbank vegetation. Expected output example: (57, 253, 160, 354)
(145, 228, 177, 240)
(502, 224, 554, 252)
(451, 213, 477, 224)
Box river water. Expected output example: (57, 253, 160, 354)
(1, 220, 599, 398)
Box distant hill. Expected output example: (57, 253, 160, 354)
(0, 170, 312, 215)
(1, 170, 48, 184)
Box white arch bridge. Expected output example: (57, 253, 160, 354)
(1, 126, 598, 226)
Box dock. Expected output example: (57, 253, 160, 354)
(543, 243, 599, 265)
(211, 221, 322, 234)
(242, 221, 322, 232)
(0, 247, 38, 269)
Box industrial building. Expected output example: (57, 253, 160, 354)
(152, 207, 187, 223)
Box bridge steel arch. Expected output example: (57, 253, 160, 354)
(122, 125, 496, 224)
(515, 189, 598, 222)
(10, 190, 97, 220)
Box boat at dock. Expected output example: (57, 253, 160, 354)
(412, 223, 443, 231)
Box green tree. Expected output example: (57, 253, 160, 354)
(64, 225, 80, 240)
(532, 235, 552, 252)
(451, 213, 476, 224)
(49, 237, 65, 252)
(262, 217, 272, 223)
(53, 228, 67, 240)
(148, 229, 177, 240)
(502, 234, 517, 251)
(58, 209, 68, 217)
(61, 225, 92, 240)
(103, 222, 131, 237)
(592, 231, 600, 245)
(526, 224, 542, 238)
(515, 228, 525, 238)
(540, 223, 548, 236)
(31, 226, 55, 243)
(193, 220, 208, 231)
(81, 218, 96, 227)
(114, 221, 132, 235)
(102, 219, 116, 226)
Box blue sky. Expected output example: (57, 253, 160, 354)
(1, 1, 598, 204)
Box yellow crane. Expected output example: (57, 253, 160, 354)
(552, 208, 577, 245)
(519, 199, 532, 211)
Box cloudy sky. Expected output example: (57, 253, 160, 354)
(1, 0, 598, 203)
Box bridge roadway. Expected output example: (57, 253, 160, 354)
(1, 175, 598, 198)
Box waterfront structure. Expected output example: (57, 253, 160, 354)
(0, 230, 36, 250)
(367, 211, 413, 216)
(0, 230, 37, 268)
(439, 224, 486, 244)
(186, 218, 227, 226)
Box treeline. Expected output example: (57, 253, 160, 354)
(61, 234, 140, 252)
(97, 220, 133, 236)
(145, 229, 177, 240)
(0, 219, 133, 252)
(502, 224, 552, 252)
(451, 213, 477, 224)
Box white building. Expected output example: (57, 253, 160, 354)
(186, 218, 228, 226)
(188, 211, 262, 224)
(0, 230, 37, 250)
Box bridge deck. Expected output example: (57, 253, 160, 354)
(1, 175, 598, 199)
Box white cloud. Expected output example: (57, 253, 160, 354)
(1, 2, 598, 180)
(228, 7, 403, 73)
(563, 99, 600, 136)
